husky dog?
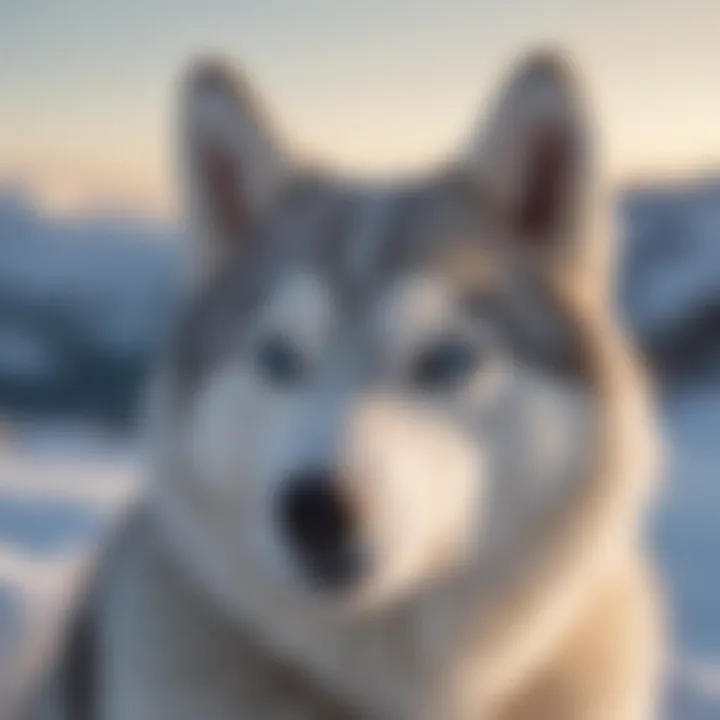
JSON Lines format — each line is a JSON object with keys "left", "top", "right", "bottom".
{"left": 27, "top": 49, "right": 663, "bottom": 720}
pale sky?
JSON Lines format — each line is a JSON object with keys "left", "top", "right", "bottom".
{"left": 1, "top": 0, "right": 719, "bottom": 217}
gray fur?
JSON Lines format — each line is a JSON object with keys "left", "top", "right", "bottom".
{"left": 168, "top": 170, "right": 590, "bottom": 409}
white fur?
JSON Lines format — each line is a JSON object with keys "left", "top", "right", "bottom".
{"left": 173, "top": 271, "right": 494, "bottom": 605}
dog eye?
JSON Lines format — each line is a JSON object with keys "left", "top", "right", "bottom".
{"left": 256, "top": 335, "right": 305, "bottom": 385}
{"left": 412, "top": 340, "right": 479, "bottom": 390}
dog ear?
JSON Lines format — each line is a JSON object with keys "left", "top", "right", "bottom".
{"left": 178, "top": 56, "right": 290, "bottom": 275}
{"left": 464, "top": 50, "right": 596, "bottom": 254}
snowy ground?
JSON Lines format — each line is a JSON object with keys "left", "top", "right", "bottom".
{"left": 0, "top": 426, "right": 139, "bottom": 713}
{"left": 0, "top": 389, "right": 719, "bottom": 717}
{"left": 656, "top": 387, "right": 720, "bottom": 718}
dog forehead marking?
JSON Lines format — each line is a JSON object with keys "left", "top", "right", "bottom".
{"left": 372, "top": 273, "right": 453, "bottom": 351}
{"left": 346, "top": 190, "right": 399, "bottom": 287}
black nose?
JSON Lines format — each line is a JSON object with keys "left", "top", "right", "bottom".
{"left": 277, "top": 470, "right": 365, "bottom": 590}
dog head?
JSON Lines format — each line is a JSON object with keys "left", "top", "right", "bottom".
{"left": 149, "top": 51, "right": 604, "bottom": 615}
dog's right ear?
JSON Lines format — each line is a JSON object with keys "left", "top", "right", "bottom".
{"left": 463, "top": 50, "right": 596, "bottom": 257}
{"left": 178, "top": 57, "right": 290, "bottom": 276}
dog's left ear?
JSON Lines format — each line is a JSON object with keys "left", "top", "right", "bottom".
{"left": 178, "top": 56, "right": 291, "bottom": 276}
{"left": 465, "top": 50, "right": 596, "bottom": 256}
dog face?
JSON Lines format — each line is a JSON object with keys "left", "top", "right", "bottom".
{"left": 151, "top": 51, "right": 602, "bottom": 614}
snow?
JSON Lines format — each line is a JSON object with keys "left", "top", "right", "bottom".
{"left": 0, "top": 438, "right": 139, "bottom": 712}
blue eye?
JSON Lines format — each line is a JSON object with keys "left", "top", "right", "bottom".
{"left": 413, "top": 340, "right": 479, "bottom": 390}
{"left": 256, "top": 335, "right": 305, "bottom": 385}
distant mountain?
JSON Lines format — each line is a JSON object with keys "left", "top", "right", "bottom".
{"left": 0, "top": 175, "right": 719, "bottom": 422}
{"left": 0, "top": 190, "right": 185, "bottom": 424}
{"left": 619, "top": 175, "right": 720, "bottom": 384}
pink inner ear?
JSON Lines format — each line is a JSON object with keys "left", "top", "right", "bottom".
{"left": 200, "top": 142, "right": 248, "bottom": 238}
{"left": 517, "top": 125, "right": 571, "bottom": 241}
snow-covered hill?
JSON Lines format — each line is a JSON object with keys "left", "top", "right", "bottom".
{"left": 619, "top": 176, "right": 720, "bottom": 382}
{"left": 0, "top": 190, "right": 185, "bottom": 422}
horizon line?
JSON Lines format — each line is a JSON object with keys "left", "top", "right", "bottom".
{"left": 2, "top": 162, "right": 719, "bottom": 223}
